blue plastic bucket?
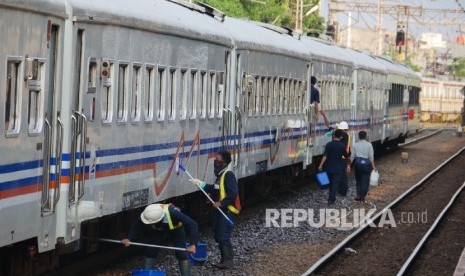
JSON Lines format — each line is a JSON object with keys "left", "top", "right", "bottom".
{"left": 187, "top": 242, "right": 207, "bottom": 265}
{"left": 316, "top": 171, "right": 330, "bottom": 189}
{"left": 131, "top": 269, "right": 165, "bottom": 276}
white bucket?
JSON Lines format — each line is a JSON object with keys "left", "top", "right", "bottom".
{"left": 370, "top": 170, "right": 379, "bottom": 186}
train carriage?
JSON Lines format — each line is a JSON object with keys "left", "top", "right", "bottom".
{"left": 221, "top": 19, "right": 311, "bottom": 178}
{"left": 0, "top": 0, "right": 426, "bottom": 274}
{"left": 0, "top": 0, "right": 68, "bottom": 263}
{"left": 374, "top": 56, "right": 412, "bottom": 146}
{"left": 298, "top": 36, "right": 354, "bottom": 158}
{"left": 342, "top": 48, "right": 387, "bottom": 149}
{"left": 62, "top": 0, "right": 238, "bottom": 248}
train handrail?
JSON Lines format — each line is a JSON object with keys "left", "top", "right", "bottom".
{"left": 78, "top": 113, "right": 87, "bottom": 199}
{"left": 53, "top": 116, "right": 64, "bottom": 208}
{"left": 69, "top": 111, "right": 87, "bottom": 202}
{"left": 41, "top": 116, "right": 52, "bottom": 212}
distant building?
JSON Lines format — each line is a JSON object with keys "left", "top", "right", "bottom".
{"left": 421, "top": 78, "right": 465, "bottom": 123}
{"left": 418, "top": 33, "right": 447, "bottom": 49}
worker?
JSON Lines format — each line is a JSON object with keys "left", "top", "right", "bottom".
{"left": 121, "top": 203, "right": 198, "bottom": 276}
{"left": 321, "top": 110, "right": 351, "bottom": 197}
{"left": 191, "top": 150, "right": 240, "bottom": 269}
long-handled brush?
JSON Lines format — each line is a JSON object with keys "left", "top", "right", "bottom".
{"left": 175, "top": 159, "right": 234, "bottom": 226}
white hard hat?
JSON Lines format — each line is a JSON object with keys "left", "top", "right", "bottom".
{"left": 337, "top": 121, "right": 349, "bottom": 130}
{"left": 140, "top": 204, "right": 165, "bottom": 224}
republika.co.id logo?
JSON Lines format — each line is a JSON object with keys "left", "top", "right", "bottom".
{"left": 265, "top": 208, "right": 428, "bottom": 228}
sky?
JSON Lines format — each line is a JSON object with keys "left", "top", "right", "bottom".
{"left": 318, "top": 0, "right": 465, "bottom": 42}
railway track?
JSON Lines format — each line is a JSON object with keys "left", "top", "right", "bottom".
{"left": 304, "top": 146, "right": 465, "bottom": 276}
{"left": 41, "top": 129, "right": 459, "bottom": 276}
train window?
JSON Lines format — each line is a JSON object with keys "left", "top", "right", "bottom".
{"left": 5, "top": 59, "right": 22, "bottom": 137}
{"left": 101, "top": 61, "right": 114, "bottom": 124}
{"left": 179, "top": 69, "right": 188, "bottom": 120}
{"left": 266, "top": 77, "right": 273, "bottom": 115}
{"left": 247, "top": 76, "right": 255, "bottom": 116}
{"left": 290, "top": 80, "right": 296, "bottom": 114}
{"left": 261, "top": 77, "right": 267, "bottom": 116}
{"left": 209, "top": 72, "right": 216, "bottom": 118}
{"left": 168, "top": 68, "right": 176, "bottom": 121}
{"left": 157, "top": 67, "right": 166, "bottom": 121}
{"left": 216, "top": 72, "right": 224, "bottom": 118}
{"left": 131, "top": 64, "right": 142, "bottom": 123}
{"left": 254, "top": 76, "right": 260, "bottom": 116}
{"left": 27, "top": 59, "right": 45, "bottom": 134}
{"left": 297, "top": 81, "right": 302, "bottom": 114}
{"left": 117, "top": 63, "right": 129, "bottom": 122}
{"left": 199, "top": 71, "right": 207, "bottom": 119}
{"left": 272, "top": 77, "right": 278, "bottom": 115}
{"left": 144, "top": 66, "right": 155, "bottom": 122}
{"left": 278, "top": 78, "right": 284, "bottom": 115}
{"left": 88, "top": 60, "right": 98, "bottom": 93}
{"left": 283, "top": 79, "right": 289, "bottom": 114}
{"left": 190, "top": 70, "right": 198, "bottom": 120}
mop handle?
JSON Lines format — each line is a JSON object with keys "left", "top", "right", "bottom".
{"left": 98, "top": 238, "right": 187, "bottom": 251}
{"left": 180, "top": 165, "right": 234, "bottom": 226}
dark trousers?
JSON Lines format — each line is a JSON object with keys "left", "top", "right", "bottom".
{"left": 145, "top": 228, "right": 188, "bottom": 261}
{"left": 339, "top": 172, "right": 348, "bottom": 196}
{"left": 327, "top": 172, "right": 343, "bottom": 203}
{"left": 213, "top": 209, "right": 236, "bottom": 247}
{"left": 354, "top": 163, "right": 372, "bottom": 199}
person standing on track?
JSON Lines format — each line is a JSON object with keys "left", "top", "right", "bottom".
{"left": 321, "top": 111, "right": 351, "bottom": 197}
{"left": 191, "top": 150, "right": 241, "bottom": 269}
{"left": 121, "top": 203, "right": 198, "bottom": 276}
{"left": 318, "top": 129, "right": 351, "bottom": 205}
{"left": 350, "top": 130, "right": 377, "bottom": 202}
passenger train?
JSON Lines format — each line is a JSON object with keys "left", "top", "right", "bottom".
{"left": 0, "top": 0, "right": 421, "bottom": 274}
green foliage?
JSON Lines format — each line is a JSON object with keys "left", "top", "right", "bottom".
{"left": 195, "top": 0, "right": 324, "bottom": 34}
{"left": 448, "top": 58, "right": 465, "bottom": 77}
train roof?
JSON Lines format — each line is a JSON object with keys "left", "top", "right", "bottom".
{"left": 373, "top": 56, "right": 416, "bottom": 84}
{"left": 342, "top": 48, "right": 386, "bottom": 74}
{"left": 221, "top": 17, "right": 311, "bottom": 60}
{"left": 0, "top": 0, "right": 67, "bottom": 18}
{"left": 299, "top": 36, "right": 354, "bottom": 67}
{"left": 68, "top": 0, "right": 234, "bottom": 47}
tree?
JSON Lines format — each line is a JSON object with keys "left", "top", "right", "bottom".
{"left": 195, "top": 0, "right": 324, "bottom": 34}
{"left": 448, "top": 58, "right": 465, "bottom": 77}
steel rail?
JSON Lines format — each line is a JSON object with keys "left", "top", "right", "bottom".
{"left": 302, "top": 145, "right": 465, "bottom": 276}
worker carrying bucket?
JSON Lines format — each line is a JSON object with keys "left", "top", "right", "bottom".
{"left": 121, "top": 203, "right": 199, "bottom": 276}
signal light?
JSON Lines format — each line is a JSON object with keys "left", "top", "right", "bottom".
{"left": 101, "top": 59, "right": 109, "bottom": 78}
{"left": 396, "top": 30, "right": 405, "bottom": 47}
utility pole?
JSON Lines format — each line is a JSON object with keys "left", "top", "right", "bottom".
{"left": 328, "top": 0, "right": 465, "bottom": 55}
{"left": 295, "top": 0, "right": 303, "bottom": 33}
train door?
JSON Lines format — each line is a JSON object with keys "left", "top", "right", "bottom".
{"left": 305, "top": 62, "right": 314, "bottom": 167}
{"left": 232, "top": 52, "right": 245, "bottom": 168}
{"left": 222, "top": 51, "right": 232, "bottom": 150}
{"left": 41, "top": 24, "right": 63, "bottom": 216}
{"left": 402, "top": 77, "right": 409, "bottom": 134}
{"left": 36, "top": 22, "right": 63, "bottom": 254}
{"left": 68, "top": 30, "right": 87, "bottom": 208}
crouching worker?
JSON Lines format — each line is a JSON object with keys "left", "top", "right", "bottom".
{"left": 191, "top": 150, "right": 241, "bottom": 269}
{"left": 121, "top": 203, "right": 198, "bottom": 276}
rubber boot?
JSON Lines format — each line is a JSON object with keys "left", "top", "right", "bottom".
{"left": 216, "top": 245, "right": 233, "bottom": 269}
{"left": 178, "top": 259, "right": 192, "bottom": 276}
{"left": 143, "top": 257, "right": 155, "bottom": 270}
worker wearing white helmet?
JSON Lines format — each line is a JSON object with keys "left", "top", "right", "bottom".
{"left": 121, "top": 203, "right": 198, "bottom": 276}
{"left": 320, "top": 111, "right": 352, "bottom": 197}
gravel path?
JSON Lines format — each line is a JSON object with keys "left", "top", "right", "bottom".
{"left": 89, "top": 129, "right": 465, "bottom": 276}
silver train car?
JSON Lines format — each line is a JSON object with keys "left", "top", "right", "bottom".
{"left": 0, "top": 0, "right": 421, "bottom": 274}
